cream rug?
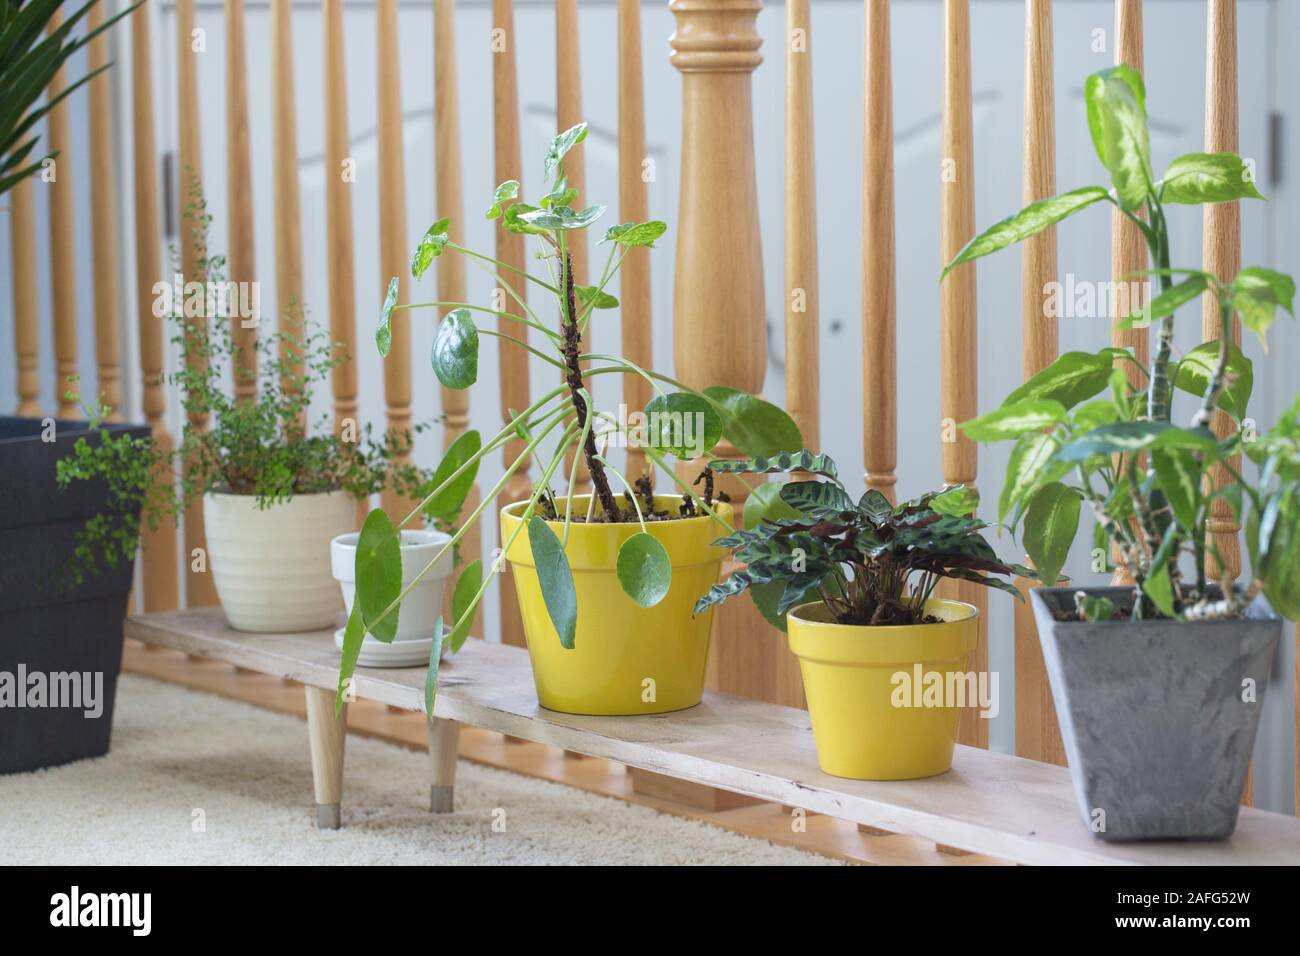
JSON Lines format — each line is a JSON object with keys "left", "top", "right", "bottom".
{"left": 2, "top": 674, "right": 837, "bottom": 866}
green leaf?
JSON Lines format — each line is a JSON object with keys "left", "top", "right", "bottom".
{"left": 544, "top": 122, "right": 588, "bottom": 183}
{"left": 1071, "top": 399, "right": 1121, "bottom": 433}
{"left": 702, "top": 386, "right": 803, "bottom": 459}
{"left": 743, "top": 480, "right": 800, "bottom": 528}
{"left": 411, "top": 218, "right": 450, "bottom": 278}
{"left": 424, "top": 621, "right": 445, "bottom": 716}
{"left": 448, "top": 559, "right": 483, "bottom": 651}
{"left": 1173, "top": 339, "right": 1253, "bottom": 422}
{"left": 431, "top": 308, "right": 479, "bottom": 389}
{"left": 515, "top": 204, "right": 606, "bottom": 232}
{"left": 942, "top": 187, "right": 1110, "bottom": 279}
{"left": 858, "top": 489, "right": 893, "bottom": 520}
{"left": 356, "top": 508, "right": 402, "bottom": 644}
{"left": 1002, "top": 351, "right": 1113, "bottom": 411}
{"left": 423, "top": 429, "right": 483, "bottom": 521}
{"left": 931, "top": 484, "right": 979, "bottom": 518}
{"left": 616, "top": 533, "right": 672, "bottom": 608}
{"left": 709, "top": 450, "right": 839, "bottom": 481}
{"left": 486, "top": 179, "right": 520, "bottom": 219}
{"left": 960, "top": 399, "right": 1066, "bottom": 442}
{"left": 1076, "top": 593, "right": 1115, "bottom": 622}
{"left": 780, "top": 480, "right": 856, "bottom": 519}
{"left": 1151, "top": 446, "right": 1200, "bottom": 531}
{"left": 1117, "top": 275, "right": 1207, "bottom": 330}
{"left": 1259, "top": 493, "right": 1300, "bottom": 620}
{"left": 1232, "top": 267, "right": 1297, "bottom": 349}
{"left": 575, "top": 285, "right": 618, "bottom": 310}
{"left": 502, "top": 203, "right": 550, "bottom": 236}
{"left": 1084, "top": 64, "right": 1152, "bottom": 210}
{"left": 999, "top": 431, "right": 1057, "bottom": 525}
{"left": 376, "top": 277, "right": 399, "bottom": 357}
{"left": 335, "top": 601, "right": 366, "bottom": 714}
{"left": 748, "top": 580, "right": 791, "bottom": 632}
{"left": 643, "top": 392, "right": 723, "bottom": 459}
{"left": 1022, "top": 482, "right": 1080, "bottom": 587}
{"left": 1160, "top": 152, "right": 1265, "bottom": 205}
{"left": 1054, "top": 421, "right": 1217, "bottom": 462}
{"left": 539, "top": 178, "right": 575, "bottom": 210}
{"left": 694, "top": 567, "right": 763, "bottom": 616}
{"left": 1141, "top": 561, "right": 1178, "bottom": 619}
{"left": 528, "top": 516, "right": 578, "bottom": 648}
{"left": 601, "top": 220, "right": 668, "bottom": 247}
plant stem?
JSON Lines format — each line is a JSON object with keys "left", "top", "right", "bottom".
{"left": 1191, "top": 299, "right": 1234, "bottom": 431}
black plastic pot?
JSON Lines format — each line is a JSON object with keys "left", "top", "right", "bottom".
{"left": 0, "top": 417, "right": 148, "bottom": 774}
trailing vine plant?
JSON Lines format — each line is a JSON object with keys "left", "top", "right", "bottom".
{"left": 340, "top": 123, "right": 803, "bottom": 714}
{"left": 943, "top": 65, "right": 1298, "bottom": 623}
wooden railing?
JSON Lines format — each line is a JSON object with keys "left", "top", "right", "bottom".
{"left": 6, "top": 0, "right": 1295, "bottom": 814}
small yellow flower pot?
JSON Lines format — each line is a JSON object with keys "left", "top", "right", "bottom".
{"left": 501, "top": 495, "right": 732, "bottom": 716}
{"left": 787, "top": 599, "right": 979, "bottom": 780}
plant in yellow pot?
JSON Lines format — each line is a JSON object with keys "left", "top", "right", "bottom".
{"left": 333, "top": 123, "right": 799, "bottom": 717}
{"left": 698, "top": 453, "right": 1031, "bottom": 779}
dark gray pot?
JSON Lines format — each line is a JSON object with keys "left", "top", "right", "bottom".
{"left": 0, "top": 417, "right": 148, "bottom": 774}
{"left": 1031, "top": 585, "right": 1280, "bottom": 843}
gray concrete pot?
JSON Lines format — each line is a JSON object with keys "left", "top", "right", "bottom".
{"left": 1031, "top": 586, "right": 1280, "bottom": 843}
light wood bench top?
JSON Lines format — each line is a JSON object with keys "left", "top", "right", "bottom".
{"left": 126, "top": 608, "right": 1300, "bottom": 866}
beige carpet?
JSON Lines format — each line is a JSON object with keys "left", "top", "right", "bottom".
{"left": 2, "top": 674, "right": 838, "bottom": 865}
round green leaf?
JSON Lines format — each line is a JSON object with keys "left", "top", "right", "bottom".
{"left": 1022, "top": 482, "right": 1081, "bottom": 587}
{"left": 356, "top": 507, "right": 402, "bottom": 643}
{"left": 703, "top": 386, "right": 802, "bottom": 459}
{"left": 601, "top": 220, "right": 668, "bottom": 248}
{"left": 527, "top": 516, "right": 578, "bottom": 649}
{"left": 411, "top": 218, "right": 450, "bottom": 278}
{"left": 432, "top": 308, "right": 479, "bottom": 389}
{"left": 616, "top": 532, "right": 672, "bottom": 608}
{"left": 643, "top": 392, "right": 723, "bottom": 459}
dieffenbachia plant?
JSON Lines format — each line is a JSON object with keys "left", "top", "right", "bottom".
{"left": 944, "top": 65, "right": 1298, "bottom": 623}
{"left": 694, "top": 452, "right": 1030, "bottom": 627}
{"left": 336, "top": 123, "right": 802, "bottom": 714}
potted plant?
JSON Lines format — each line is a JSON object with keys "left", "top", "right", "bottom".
{"left": 694, "top": 451, "right": 1027, "bottom": 779}
{"left": 60, "top": 194, "right": 435, "bottom": 634}
{"left": 335, "top": 122, "right": 804, "bottom": 717}
{"left": 945, "top": 65, "right": 1297, "bottom": 841}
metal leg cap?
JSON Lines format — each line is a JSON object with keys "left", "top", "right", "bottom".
{"left": 430, "top": 785, "right": 454, "bottom": 814}
{"left": 316, "top": 803, "right": 341, "bottom": 829}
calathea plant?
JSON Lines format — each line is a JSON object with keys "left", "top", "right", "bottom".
{"left": 337, "top": 122, "right": 801, "bottom": 713}
{"left": 944, "top": 65, "right": 1298, "bottom": 622}
{"left": 694, "top": 451, "right": 1029, "bottom": 627}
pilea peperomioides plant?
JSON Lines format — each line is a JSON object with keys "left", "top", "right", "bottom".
{"left": 694, "top": 451, "right": 1030, "bottom": 627}
{"left": 338, "top": 123, "right": 802, "bottom": 713}
{"left": 944, "top": 65, "right": 1298, "bottom": 622}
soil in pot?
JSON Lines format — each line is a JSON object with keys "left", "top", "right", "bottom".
{"left": 499, "top": 494, "right": 732, "bottom": 716}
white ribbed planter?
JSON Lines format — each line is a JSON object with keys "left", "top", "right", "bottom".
{"left": 204, "top": 491, "right": 356, "bottom": 633}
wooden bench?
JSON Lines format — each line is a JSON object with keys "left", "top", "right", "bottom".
{"left": 124, "top": 608, "right": 1300, "bottom": 865}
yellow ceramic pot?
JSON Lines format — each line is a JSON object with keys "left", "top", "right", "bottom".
{"left": 501, "top": 495, "right": 732, "bottom": 716}
{"left": 787, "top": 599, "right": 979, "bottom": 780}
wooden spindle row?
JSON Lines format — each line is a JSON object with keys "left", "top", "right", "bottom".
{"left": 46, "top": 9, "right": 79, "bottom": 419}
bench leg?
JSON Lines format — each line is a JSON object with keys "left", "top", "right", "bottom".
{"left": 304, "top": 686, "right": 347, "bottom": 829}
{"left": 427, "top": 717, "right": 460, "bottom": 813}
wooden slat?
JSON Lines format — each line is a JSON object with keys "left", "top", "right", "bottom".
{"left": 376, "top": 0, "right": 413, "bottom": 522}
{"left": 862, "top": 0, "right": 894, "bottom": 501}
{"left": 46, "top": 9, "right": 79, "bottom": 419}
{"left": 1010, "top": 0, "right": 1065, "bottom": 766}
{"left": 433, "top": 0, "right": 482, "bottom": 633}
{"left": 492, "top": 0, "right": 529, "bottom": 649}
{"left": 785, "top": 0, "right": 818, "bottom": 452}
{"left": 176, "top": 0, "right": 217, "bottom": 607}
{"left": 225, "top": 0, "right": 258, "bottom": 401}
{"left": 618, "top": 0, "right": 652, "bottom": 482}
{"left": 131, "top": 0, "right": 179, "bottom": 611}
{"left": 86, "top": 2, "right": 122, "bottom": 421}
{"left": 125, "top": 607, "right": 1300, "bottom": 867}
{"left": 273, "top": 0, "right": 305, "bottom": 412}
{"left": 9, "top": 177, "right": 41, "bottom": 418}
{"left": 937, "top": 0, "right": 987, "bottom": 749}
{"left": 1202, "top": 0, "right": 1249, "bottom": 805}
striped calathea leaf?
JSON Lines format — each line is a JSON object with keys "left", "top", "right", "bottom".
{"left": 708, "top": 450, "right": 839, "bottom": 481}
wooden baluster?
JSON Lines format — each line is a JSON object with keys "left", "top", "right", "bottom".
{"left": 273, "top": 0, "right": 305, "bottom": 419}
{"left": 493, "top": 0, "right": 530, "bottom": 649}
{"left": 87, "top": 1, "right": 122, "bottom": 421}
{"left": 671, "top": 0, "right": 796, "bottom": 705}
{"left": 937, "top": 0, "right": 987, "bottom": 748}
{"left": 785, "top": 0, "right": 818, "bottom": 453}
{"left": 176, "top": 0, "right": 217, "bottom": 607}
{"left": 862, "top": 0, "right": 893, "bottom": 501}
{"left": 1203, "top": 0, "right": 1249, "bottom": 804}
{"left": 618, "top": 0, "right": 652, "bottom": 481}
{"left": 1011, "top": 0, "right": 1065, "bottom": 765}
{"left": 376, "top": 0, "right": 413, "bottom": 522}
{"left": 434, "top": 0, "right": 483, "bottom": 634}
{"left": 131, "top": 1, "right": 179, "bottom": 611}
{"left": 226, "top": 0, "right": 258, "bottom": 400}
{"left": 9, "top": 178, "right": 40, "bottom": 417}
{"left": 46, "top": 10, "right": 79, "bottom": 418}
{"left": 1109, "top": 0, "right": 1146, "bottom": 587}
{"left": 556, "top": 0, "right": 592, "bottom": 497}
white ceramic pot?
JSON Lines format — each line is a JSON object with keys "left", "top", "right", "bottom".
{"left": 203, "top": 491, "right": 356, "bottom": 632}
{"left": 331, "top": 529, "right": 454, "bottom": 667}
